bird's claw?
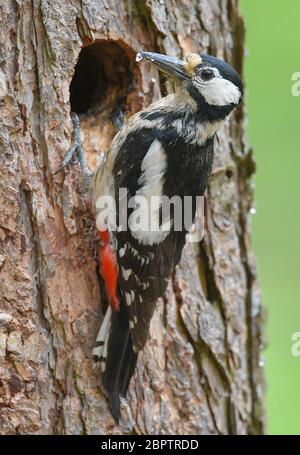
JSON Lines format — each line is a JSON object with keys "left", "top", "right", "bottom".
{"left": 54, "top": 112, "right": 91, "bottom": 177}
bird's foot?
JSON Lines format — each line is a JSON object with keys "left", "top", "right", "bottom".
{"left": 55, "top": 112, "right": 92, "bottom": 178}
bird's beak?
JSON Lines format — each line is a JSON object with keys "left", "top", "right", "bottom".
{"left": 136, "top": 51, "right": 188, "bottom": 80}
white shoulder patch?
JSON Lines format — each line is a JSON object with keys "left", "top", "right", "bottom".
{"left": 129, "top": 140, "right": 170, "bottom": 245}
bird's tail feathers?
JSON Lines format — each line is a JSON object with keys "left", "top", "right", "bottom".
{"left": 93, "top": 306, "right": 112, "bottom": 372}
{"left": 93, "top": 303, "right": 138, "bottom": 423}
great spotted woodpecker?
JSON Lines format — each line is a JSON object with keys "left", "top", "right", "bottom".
{"left": 59, "top": 51, "right": 243, "bottom": 423}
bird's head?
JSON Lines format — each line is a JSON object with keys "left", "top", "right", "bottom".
{"left": 136, "top": 51, "right": 243, "bottom": 120}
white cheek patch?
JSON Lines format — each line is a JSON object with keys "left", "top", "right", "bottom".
{"left": 199, "top": 77, "right": 241, "bottom": 107}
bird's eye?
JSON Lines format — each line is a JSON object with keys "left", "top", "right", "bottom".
{"left": 199, "top": 68, "right": 215, "bottom": 81}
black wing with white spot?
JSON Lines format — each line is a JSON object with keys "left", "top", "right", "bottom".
{"left": 113, "top": 125, "right": 213, "bottom": 351}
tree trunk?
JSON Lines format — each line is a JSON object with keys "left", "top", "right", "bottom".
{"left": 0, "top": 0, "right": 265, "bottom": 435}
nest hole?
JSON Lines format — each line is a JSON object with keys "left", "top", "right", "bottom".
{"left": 69, "top": 41, "right": 141, "bottom": 169}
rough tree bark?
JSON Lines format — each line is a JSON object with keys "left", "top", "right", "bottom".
{"left": 0, "top": 0, "right": 266, "bottom": 435}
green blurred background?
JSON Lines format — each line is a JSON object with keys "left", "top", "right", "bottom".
{"left": 239, "top": 0, "right": 300, "bottom": 434}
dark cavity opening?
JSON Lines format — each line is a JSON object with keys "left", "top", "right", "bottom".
{"left": 70, "top": 41, "right": 134, "bottom": 116}
{"left": 69, "top": 41, "right": 141, "bottom": 170}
